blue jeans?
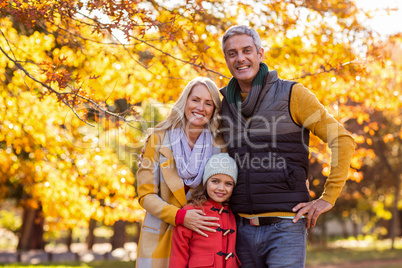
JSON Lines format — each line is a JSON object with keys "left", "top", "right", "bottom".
{"left": 236, "top": 218, "right": 307, "bottom": 268}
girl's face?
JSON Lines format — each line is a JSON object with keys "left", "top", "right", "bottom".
{"left": 184, "top": 84, "right": 215, "bottom": 130}
{"left": 206, "top": 174, "right": 234, "bottom": 205}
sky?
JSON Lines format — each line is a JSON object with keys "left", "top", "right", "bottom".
{"left": 354, "top": 0, "right": 402, "bottom": 37}
{"left": 81, "top": 0, "right": 401, "bottom": 44}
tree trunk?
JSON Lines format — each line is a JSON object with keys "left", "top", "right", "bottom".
{"left": 111, "top": 220, "right": 126, "bottom": 250}
{"left": 320, "top": 214, "right": 327, "bottom": 247}
{"left": 340, "top": 219, "right": 349, "bottom": 239}
{"left": 375, "top": 138, "right": 401, "bottom": 250}
{"left": 17, "top": 205, "right": 45, "bottom": 250}
{"left": 399, "top": 210, "right": 402, "bottom": 237}
{"left": 134, "top": 221, "right": 141, "bottom": 243}
{"left": 390, "top": 182, "right": 400, "bottom": 249}
{"left": 86, "top": 219, "right": 96, "bottom": 250}
{"left": 352, "top": 220, "right": 359, "bottom": 238}
{"left": 66, "top": 229, "right": 73, "bottom": 251}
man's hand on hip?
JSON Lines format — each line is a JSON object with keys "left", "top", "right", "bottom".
{"left": 292, "top": 199, "right": 333, "bottom": 228}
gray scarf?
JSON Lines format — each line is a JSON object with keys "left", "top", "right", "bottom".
{"left": 169, "top": 128, "right": 213, "bottom": 188}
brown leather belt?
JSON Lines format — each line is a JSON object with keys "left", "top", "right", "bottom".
{"left": 242, "top": 216, "right": 282, "bottom": 226}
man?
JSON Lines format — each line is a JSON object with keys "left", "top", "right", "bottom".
{"left": 219, "top": 25, "right": 355, "bottom": 267}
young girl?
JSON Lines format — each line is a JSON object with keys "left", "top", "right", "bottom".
{"left": 169, "top": 153, "right": 240, "bottom": 268}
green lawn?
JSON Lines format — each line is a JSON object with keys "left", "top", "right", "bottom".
{"left": 0, "top": 261, "right": 135, "bottom": 268}
{"left": 306, "top": 247, "right": 402, "bottom": 267}
{"left": 1, "top": 238, "right": 402, "bottom": 268}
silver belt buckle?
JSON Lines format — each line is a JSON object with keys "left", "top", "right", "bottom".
{"left": 249, "top": 217, "right": 260, "bottom": 226}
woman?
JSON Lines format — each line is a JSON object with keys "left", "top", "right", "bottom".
{"left": 136, "top": 77, "right": 226, "bottom": 268}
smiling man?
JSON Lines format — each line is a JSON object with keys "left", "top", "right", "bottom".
{"left": 219, "top": 25, "right": 355, "bottom": 267}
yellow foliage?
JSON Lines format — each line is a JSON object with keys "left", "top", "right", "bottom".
{"left": 354, "top": 135, "right": 365, "bottom": 144}
{"left": 383, "top": 134, "right": 394, "bottom": 143}
{"left": 1, "top": 0, "right": 401, "bottom": 232}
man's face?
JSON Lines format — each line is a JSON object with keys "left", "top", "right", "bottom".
{"left": 224, "top": 34, "right": 264, "bottom": 90}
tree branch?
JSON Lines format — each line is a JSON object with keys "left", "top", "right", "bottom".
{"left": 291, "top": 58, "right": 379, "bottom": 80}
{"left": 71, "top": 13, "right": 230, "bottom": 79}
{"left": 0, "top": 44, "right": 144, "bottom": 132}
{"left": 128, "top": 33, "right": 229, "bottom": 78}
{"left": 47, "top": 21, "right": 155, "bottom": 74}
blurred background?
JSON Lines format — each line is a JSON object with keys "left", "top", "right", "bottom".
{"left": 0, "top": 0, "right": 401, "bottom": 267}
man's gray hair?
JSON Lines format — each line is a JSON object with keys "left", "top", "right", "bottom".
{"left": 222, "top": 25, "right": 262, "bottom": 53}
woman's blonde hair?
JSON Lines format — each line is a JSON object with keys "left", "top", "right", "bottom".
{"left": 153, "top": 77, "right": 221, "bottom": 137}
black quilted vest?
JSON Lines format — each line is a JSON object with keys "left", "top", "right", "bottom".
{"left": 220, "top": 72, "right": 310, "bottom": 214}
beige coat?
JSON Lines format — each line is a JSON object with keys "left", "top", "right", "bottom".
{"left": 136, "top": 129, "right": 225, "bottom": 268}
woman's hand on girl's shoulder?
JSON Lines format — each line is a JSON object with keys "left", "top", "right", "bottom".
{"left": 183, "top": 209, "right": 220, "bottom": 237}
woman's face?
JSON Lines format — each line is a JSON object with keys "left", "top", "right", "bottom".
{"left": 184, "top": 84, "right": 215, "bottom": 129}
{"left": 206, "top": 174, "right": 235, "bottom": 204}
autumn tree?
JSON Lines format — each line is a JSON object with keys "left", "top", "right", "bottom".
{"left": 1, "top": 0, "right": 401, "bottom": 249}
{"left": 0, "top": 13, "right": 145, "bottom": 249}
{"left": 344, "top": 34, "right": 402, "bottom": 248}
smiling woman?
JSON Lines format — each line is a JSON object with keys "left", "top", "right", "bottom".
{"left": 184, "top": 84, "right": 216, "bottom": 138}
{"left": 136, "top": 77, "right": 227, "bottom": 268}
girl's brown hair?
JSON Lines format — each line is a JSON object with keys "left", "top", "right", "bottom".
{"left": 187, "top": 185, "right": 209, "bottom": 209}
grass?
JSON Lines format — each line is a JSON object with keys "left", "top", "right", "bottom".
{"left": 306, "top": 246, "right": 402, "bottom": 266}
{"left": 306, "top": 237, "right": 402, "bottom": 267}
{"left": 0, "top": 261, "right": 135, "bottom": 268}
{"left": 1, "top": 237, "right": 401, "bottom": 267}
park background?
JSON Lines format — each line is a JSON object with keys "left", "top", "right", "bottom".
{"left": 0, "top": 0, "right": 401, "bottom": 267}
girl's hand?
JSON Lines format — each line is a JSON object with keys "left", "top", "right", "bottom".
{"left": 183, "top": 209, "right": 220, "bottom": 237}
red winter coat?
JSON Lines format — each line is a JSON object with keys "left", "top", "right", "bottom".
{"left": 169, "top": 199, "right": 240, "bottom": 268}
